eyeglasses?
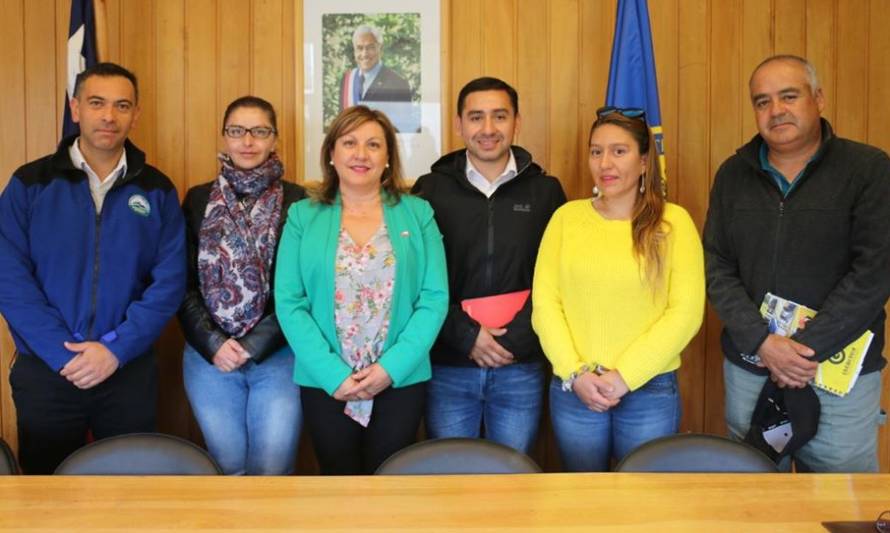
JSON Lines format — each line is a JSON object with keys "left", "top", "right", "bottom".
{"left": 877, "top": 510, "right": 890, "bottom": 532}
{"left": 223, "top": 125, "right": 276, "bottom": 139}
{"left": 596, "top": 106, "right": 646, "bottom": 121}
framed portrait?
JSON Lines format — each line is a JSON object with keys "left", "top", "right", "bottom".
{"left": 303, "top": 0, "right": 444, "bottom": 181}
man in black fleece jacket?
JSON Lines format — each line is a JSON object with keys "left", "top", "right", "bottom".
{"left": 704, "top": 55, "right": 890, "bottom": 472}
{"left": 412, "top": 77, "right": 566, "bottom": 454}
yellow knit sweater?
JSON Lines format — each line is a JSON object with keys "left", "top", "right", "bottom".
{"left": 532, "top": 200, "right": 705, "bottom": 391}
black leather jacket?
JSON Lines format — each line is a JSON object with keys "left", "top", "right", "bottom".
{"left": 178, "top": 180, "right": 305, "bottom": 363}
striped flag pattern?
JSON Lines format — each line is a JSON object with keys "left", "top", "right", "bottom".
{"left": 62, "top": 0, "right": 99, "bottom": 139}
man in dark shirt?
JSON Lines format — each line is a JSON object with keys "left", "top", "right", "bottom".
{"left": 413, "top": 77, "right": 566, "bottom": 454}
{"left": 704, "top": 55, "right": 890, "bottom": 472}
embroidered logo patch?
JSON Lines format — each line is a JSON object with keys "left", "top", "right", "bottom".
{"left": 513, "top": 203, "right": 532, "bottom": 213}
{"left": 128, "top": 194, "right": 151, "bottom": 217}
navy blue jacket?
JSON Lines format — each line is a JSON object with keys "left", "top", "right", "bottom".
{"left": 0, "top": 136, "right": 186, "bottom": 372}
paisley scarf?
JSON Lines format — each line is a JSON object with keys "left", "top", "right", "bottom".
{"left": 197, "top": 153, "right": 284, "bottom": 337}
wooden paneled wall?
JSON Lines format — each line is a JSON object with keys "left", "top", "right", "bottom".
{"left": 1, "top": 0, "right": 889, "bottom": 472}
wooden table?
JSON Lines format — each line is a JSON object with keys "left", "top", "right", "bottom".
{"left": 0, "top": 473, "right": 887, "bottom": 531}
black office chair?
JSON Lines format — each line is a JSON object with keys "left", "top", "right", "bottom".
{"left": 375, "top": 438, "right": 542, "bottom": 475}
{"left": 54, "top": 432, "right": 222, "bottom": 475}
{"left": 615, "top": 433, "right": 778, "bottom": 473}
{"left": 0, "top": 438, "right": 19, "bottom": 474}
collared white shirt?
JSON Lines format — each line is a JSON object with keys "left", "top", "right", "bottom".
{"left": 465, "top": 149, "right": 518, "bottom": 198}
{"left": 68, "top": 138, "right": 127, "bottom": 214}
{"left": 360, "top": 62, "right": 383, "bottom": 98}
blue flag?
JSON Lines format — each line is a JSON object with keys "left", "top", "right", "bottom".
{"left": 62, "top": 0, "right": 98, "bottom": 139}
{"left": 605, "top": 0, "right": 666, "bottom": 188}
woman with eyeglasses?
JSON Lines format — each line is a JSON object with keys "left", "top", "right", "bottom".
{"left": 532, "top": 107, "right": 705, "bottom": 471}
{"left": 179, "top": 96, "right": 305, "bottom": 475}
{"left": 274, "top": 105, "right": 448, "bottom": 475}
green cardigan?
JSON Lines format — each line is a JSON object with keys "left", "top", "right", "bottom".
{"left": 274, "top": 193, "right": 448, "bottom": 395}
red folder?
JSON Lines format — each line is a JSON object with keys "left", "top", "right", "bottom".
{"left": 460, "top": 290, "right": 530, "bottom": 329}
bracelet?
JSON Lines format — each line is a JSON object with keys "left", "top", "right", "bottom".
{"left": 561, "top": 364, "right": 609, "bottom": 392}
{"left": 561, "top": 364, "right": 592, "bottom": 392}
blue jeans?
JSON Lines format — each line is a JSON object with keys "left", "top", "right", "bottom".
{"left": 549, "top": 371, "right": 681, "bottom": 472}
{"left": 425, "top": 362, "right": 545, "bottom": 454}
{"left": 183, "top": 343, "right": 302, "bottom": 475}
{"left": 724, "top": 359, "right": 884, "bottom": 472}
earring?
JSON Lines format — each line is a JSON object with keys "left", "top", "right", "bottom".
{"left": 385, "top": 163, "right": 390, "bottom": 168}
{"left": 639, "top": 175, "right": 646, "bottom": 194}
{"left": 592, "top": 185, "right": 600, "bottom": 198}
{"left": 329, "top": 160, "right": 334, "bottom": 165}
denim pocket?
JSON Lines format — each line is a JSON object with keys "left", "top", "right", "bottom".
{"left": 640, "top": 371, "right": 677, "bottom": 395}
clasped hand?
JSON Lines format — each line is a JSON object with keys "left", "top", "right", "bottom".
{"left": 756, "top": 333, "right": 817, "bottom": 388}
{"left": 333, "top": 363, "right": 393, "bottom": 402}
{"left": 61, "top": 341, "right": 120, "bottom": 389}
{"left": 573, "top": 369, "right": 630, "bottom": 412}
{"left": 212, "top": 338, "right": 251, "bottom": 373}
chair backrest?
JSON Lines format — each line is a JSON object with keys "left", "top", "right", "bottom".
{"left": 0, "top": 438, "right": 19, "bottom": 475}
{"left": 54, "top": 433, "right": 222, "bottom": 475}
{"left": 615, "top": 433, "right": 779, "bottom": 473}
{"left": 375, "top": 438, "right": 542, "bottom": 475}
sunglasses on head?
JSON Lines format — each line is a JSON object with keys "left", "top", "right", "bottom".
{"left": 596, "top": 106, "right": 646, "bottom": 121}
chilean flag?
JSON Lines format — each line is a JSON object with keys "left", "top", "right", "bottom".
{"left": 62, "top": 0, "right": 98, "bottom": 139}
{"left": 340, "top": 68, "right": 362, "bottom": 111}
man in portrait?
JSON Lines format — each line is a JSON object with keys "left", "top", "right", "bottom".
{"left": 339, "top": 24, "right": 413, "bottom": 111}
{"left": 338, "top": 24, "right": 418, "bottom": 132}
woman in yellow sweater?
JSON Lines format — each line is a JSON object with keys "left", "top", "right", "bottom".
{"left": 532, "top": 107, "right": 704, "bottom": 471}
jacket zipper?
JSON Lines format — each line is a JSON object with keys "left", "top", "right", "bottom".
{"left": 481, "top": 159, "right": 532, "bottom": 293}
{"left": 82, "top": 155, "right": 140, "bottom": 340}
{"left": 485, "top": 198, "right": 494, "bottom": 289}
{"left": 770, "top": 199, "right": 784, "bottom": 294}
{"left": 86, "top": 207, "right": 103, "bottom": 339}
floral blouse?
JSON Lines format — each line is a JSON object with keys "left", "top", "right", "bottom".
{"left": 334, "top": 224, "right": 396, "bottom": 427}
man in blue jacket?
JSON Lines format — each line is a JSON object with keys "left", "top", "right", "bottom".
{"left": 0, "top": 63, "right": 186, "bottom": 474}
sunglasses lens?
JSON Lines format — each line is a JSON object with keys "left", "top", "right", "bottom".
{"left": 596, "top": 106, "right": 645, "bottom": 120}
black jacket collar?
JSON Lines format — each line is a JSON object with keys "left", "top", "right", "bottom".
{"left": 736, "top": 118, "right": 835, "bottom": 170}
{"left": 429, "top": 145, "right": 542, "bottom": 183}
{"left": 51, "top": 134, "right": 146, "bottom": 183}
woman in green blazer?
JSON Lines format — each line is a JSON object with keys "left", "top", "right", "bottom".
{"left": 274, "top": 106, "right": 448, "bottom": 474}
